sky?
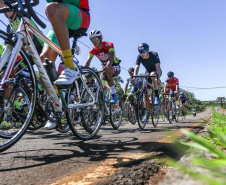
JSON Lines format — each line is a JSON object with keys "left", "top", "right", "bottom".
{"left": 1, "top": 0, "right": 226, "bottom": 101}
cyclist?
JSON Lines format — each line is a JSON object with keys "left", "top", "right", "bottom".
{"left": 179, "top": 92, "right": 187, "bottom": 114}
{"left": 41, "top": 0, "right": 90, "bottom": 86}
{"left": 132, "top": 43, "right": 162, "bottom": 105}
{"left": 164, "top": 71, "right": 179, "bottom": 97}
{"left": 192, "top": 107, "right": 196, "bottom": 116}
{"left": 84, "top": 30, "right": 121, "bottom": 104}
{"left": 123, "top": 67, "right": 142, "bottom": 100}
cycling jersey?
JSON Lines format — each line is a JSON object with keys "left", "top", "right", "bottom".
{"left": 179, "top": 95, "right": 187, "bottom": 104}
{"left": 126, "top": 76, "right": 142, "bottom": 89}
{"left": 46, "top": 0, "right": 89, "bottom": 10}
{"left": 89, "top": 41, "right": 119, "bottom": 66}
{"left": 136, "top": 51, "right": 160, "bottom": 73}
{"left": 165, "top": 77, "right": 179, "bottom": 91}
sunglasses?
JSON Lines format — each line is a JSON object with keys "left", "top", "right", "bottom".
{"left": 139, "top": 50, "right": 147, "bottom": 54}
{"left": 90, "top": 37, "right": 99, "bottom": 42}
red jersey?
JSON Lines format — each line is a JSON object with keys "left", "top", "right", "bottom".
{"left": 165, "top": 77, "right": 179, "bottom": 91}
{"left": 78, "top": 0, "right": 90, "bottom": 10}
{"left": 89, "top": 41, "right": 119, "bottom": 65}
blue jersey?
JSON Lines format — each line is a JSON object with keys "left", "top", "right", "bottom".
{"left": 180, "top": 95, "right": 187, "bottom": 102}
{"left": 126, "top": 76, "right": 142, "bottom": 89}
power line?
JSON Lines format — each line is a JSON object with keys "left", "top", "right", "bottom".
{"left": 181, "top": 86, "right": 226, "bottom": 90}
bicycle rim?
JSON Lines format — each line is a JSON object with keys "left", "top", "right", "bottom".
{"left": 110, "top": 96, "right": 122, "bottom": 130}
{"left": 68, "top": 67, "right": 104, "bottom": 140}
{"left": 137, "top": 90, "right": 148, "bottom": 130}
{"left": 128, "top": 102, "right": 136, "bottom": 125}
{"left": 152, "top": 105, "right": 160, "bottom": 127}
{"left": 167, "top": 102, "right": 173, "bottom": 124}
{"left": 0, "top": 47, "right": 36, "bottom": 152}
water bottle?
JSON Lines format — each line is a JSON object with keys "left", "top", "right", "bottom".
{"left": 43, "top": 58, "right": 58, "bottom": 83}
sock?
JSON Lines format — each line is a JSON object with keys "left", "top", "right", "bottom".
{"left": 155, "top": 90, "right": 159, "bottom": 97}
{"left": 62, "top": 49, "right": 76, "bottom": 70}
{"left": 110, "top": 85, "right": 116, "bottom": 94}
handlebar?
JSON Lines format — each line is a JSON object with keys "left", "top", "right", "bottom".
{"left": 1, "top": 0, "right": 46, "bottom": 28}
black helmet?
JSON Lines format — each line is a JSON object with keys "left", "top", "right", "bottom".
{"left": 167, "top": 71, "right": 174, "bottom": 77}
{"left": 128, "top": 67, "right": 134, "bottom": 72}
{"left": 138, "top": 43, "right": 149, "bottom": 51}
{"left": 85, "top": 72, "right": 92, "bottom": 78}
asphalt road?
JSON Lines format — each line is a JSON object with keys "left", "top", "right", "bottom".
{"left": 0, "top": 108, "right": 211, "bottom": 185}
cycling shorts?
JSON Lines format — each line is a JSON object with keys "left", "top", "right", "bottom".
{"left": 46, "top": 1, "right": 90, "bottom": 46}
{"left": 180, "top": 100, "right": 186, "bottom": 105}
{"left": 145, "top": 70, "right": 161, "bottom": 89}
{"left": 100, "top": 65, "right": 121, "bottom": 81}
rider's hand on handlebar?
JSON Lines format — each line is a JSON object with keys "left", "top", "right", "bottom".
{"left": 174, "top": 91, "right": 179, "bottom": 94}
{"left": 130, "top": 78, "right": 135, "bottom": 83}
{"left": 157, "top": 79, "right": 161, "bottom": 85}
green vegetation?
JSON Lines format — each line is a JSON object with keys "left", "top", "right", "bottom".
{"left": 167, "top": 109, "right": 226, "bottom": 185}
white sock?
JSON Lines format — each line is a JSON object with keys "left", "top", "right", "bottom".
{"left": 110, "top": 85, "right": 116, "bottom": 94}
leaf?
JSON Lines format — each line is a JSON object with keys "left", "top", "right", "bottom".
{"left": 181, "top": 129, "right": 226, "bottom": 159}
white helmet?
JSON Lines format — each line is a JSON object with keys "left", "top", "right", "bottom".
{"left": 89, "top": 30, "right": 102, "bottom": 39}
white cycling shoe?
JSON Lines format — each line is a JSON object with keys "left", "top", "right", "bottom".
{"left": 54, "top": 68, "right": 80, "bottom": 86}
{"left": 44, "top": 120, "right": 57, "bottom": 130}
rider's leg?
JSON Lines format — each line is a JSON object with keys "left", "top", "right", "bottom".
{"left": 45, "top": 3, "right": 75, "bottom": 70}
{"left": 150, "top": 72, "right": 160, "bottom": 105}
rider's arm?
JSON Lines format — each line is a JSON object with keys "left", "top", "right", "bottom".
{"left": 163, "top": 82, "right": 167, "bottom": 93}
{"left": 124, "top": 83, "right": 128, "bottom": 94}
{"left": 105, "top": 51, "right": 114, "bottom": 67}
{"left": 155, "top": 63, "right": 162, "bottom": 78}
{"left": 84, "top": 56, "right": 93, "bottom": 67}
{"left": 134, "top": 65, "right": 139, "bottom": 77}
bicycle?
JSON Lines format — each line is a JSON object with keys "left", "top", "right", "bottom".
{"left": 96, "top": 73, "right": 122, "bottom": 130}
{"left": 123, "top": 93, "right": 138, "bottom": 125}
{"left": 0, "top": 0, "right": 104, "bottom": 152}
{"left": 133, "top": 74, "right": 160, "bottom": 129}
{"left": 180, "top": 105, "right": 186, "bottom": 120}
{"left": 167, "top": 94, "right": 180, "bottom": 124}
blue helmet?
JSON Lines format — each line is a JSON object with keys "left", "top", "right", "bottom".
{"left": 180, "top": 92, "right": 184, "bottom": 95}
{"left": 167, "top": 71, "right": 174, "bottom": 77}
{"left": 128, "top": 67, "right": 134, "bottom": 72}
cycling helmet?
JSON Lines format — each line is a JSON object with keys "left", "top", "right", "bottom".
{"left": 18, "top": 92, "right": 23, "bottom": 97}
{"left": 128, "top": 67, "right": 134, "bottom": 72}
{"left": 89, "top": 30, "right": 102, "bottom": 39}
{"left": 138, "top": 43, "right": 149, "bottom": 51}
{"left": 85, "top": 72, "right": 92, "bottom": 78}
{"left": 180, "top": 92, "right": 184, "bottom": 95}
{"left": 167, "top": 71, "right": 174, "bottom": 77}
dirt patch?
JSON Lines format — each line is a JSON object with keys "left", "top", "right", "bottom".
{"left": 97, "top": 160, "right": 162, "bottom": 185}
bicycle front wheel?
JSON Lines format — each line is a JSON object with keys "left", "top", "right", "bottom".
{"left": 0, "top": 45, "right": 37, "bottom": 152}
{"left": 110, "top": 96, "right": 123, "bottom": 130}
{"left": 152, "top": 105, "right": 160, "bottom": 127}
{"left": 128, "top": 101, "right": 137, "bottom": 125}
{"left": 137, "top": 90, "right": 149, "bottom": 130}
{"left": 167, "top": 101, "right": 173, "bottom": 124}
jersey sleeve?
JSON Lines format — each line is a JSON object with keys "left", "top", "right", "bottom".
{"left": 126, "top": 77, "right": 130, "bottom": 84}
{"left": 135, "top": 55, "right": 141, "bottom": 65}
{"left": 106, "top": 42, "right": 115, "bottom": 52}
{"left": 88, "top": 47, "right": 96, "bottom": 58}
{"left": 175, "top": 78, "right": 179, "bottom": 85}
{"left": 154, "top": 52, "right": 160, "bottom": 64}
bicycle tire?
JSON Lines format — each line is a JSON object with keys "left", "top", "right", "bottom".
{"left": 152, "top": 105, "right": 160, "bottom": 127}
{"left": 175, "top": 102, "right": 180, "bottom": 122}
{"left": 137, "top": 89, "right": 149, "bottom": 130}
{"left": 167, "top": 101, "right": 173, "bottom": 124}
{"left": 128, "top": 101, "right": 137, "bottom": 125}
{"left": 67, "top": 67, "right": 104, "bottom": 140}
{"left": 109, "top": 96, "right": 122, "bottom": 130}
{"left": 0, "top": 40, "right": 37, "bottom": 152}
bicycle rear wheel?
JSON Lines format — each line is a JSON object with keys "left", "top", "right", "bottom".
{"left": 137, "top": 89, "right": 149, "bottom": 130}
{"left": 0, "top": 42, "right": 37, "bottom": 152}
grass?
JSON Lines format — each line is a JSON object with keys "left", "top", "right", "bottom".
{"left": 165, "top": 109, "right": 226, "bottom": 185}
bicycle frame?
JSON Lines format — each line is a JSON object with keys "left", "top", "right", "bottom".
{"left": 0, "top": 17, "right": 96, "bottom": 111}
{"left": 0, "top": 17, "right": 62, "bottom": 110}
